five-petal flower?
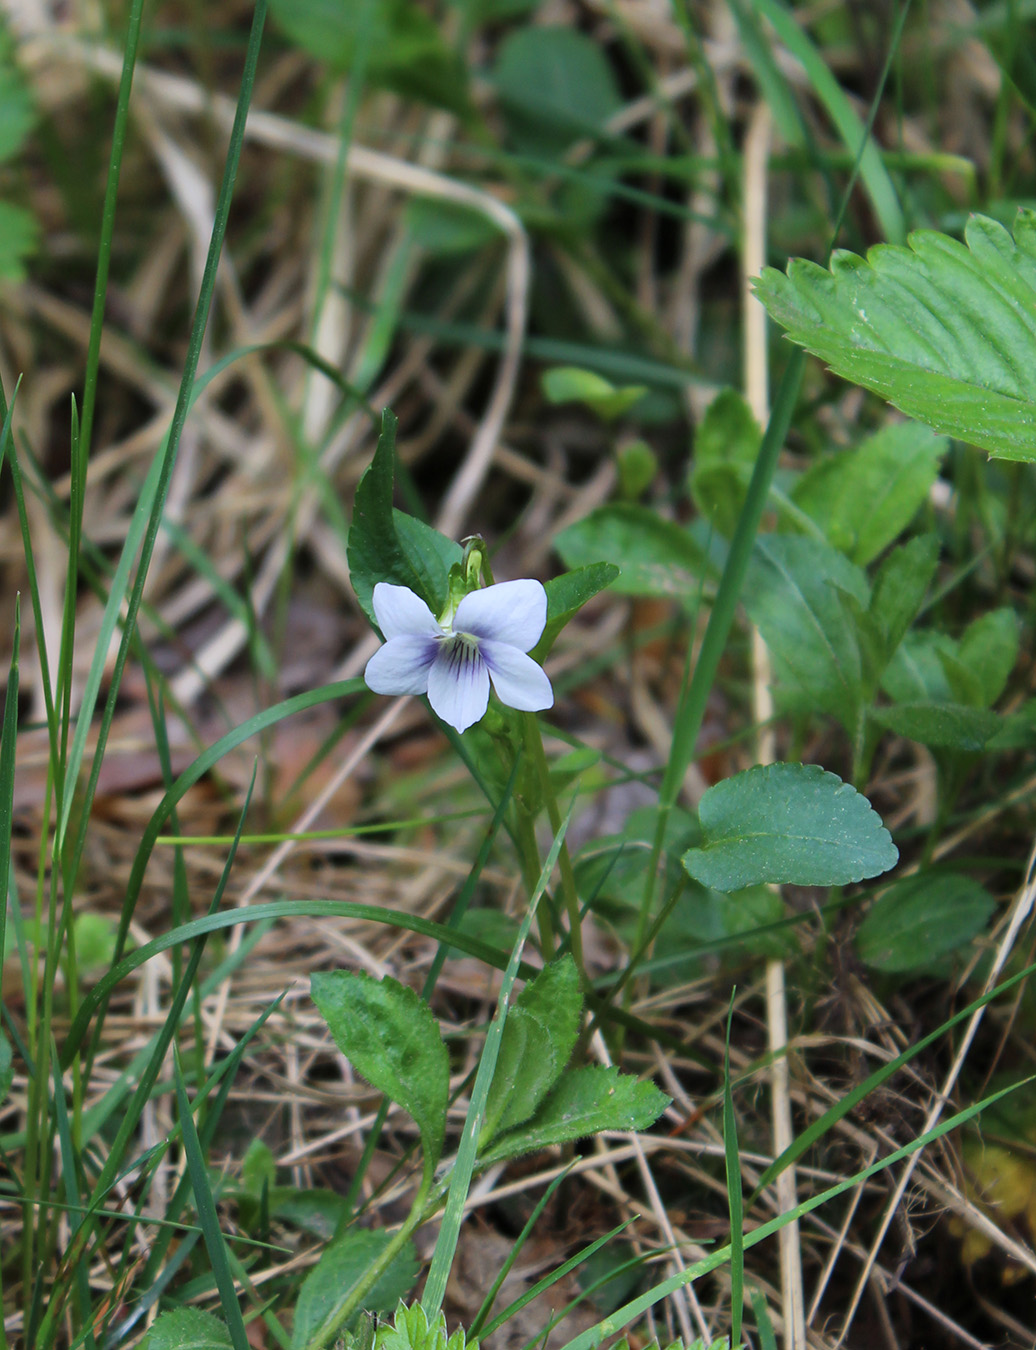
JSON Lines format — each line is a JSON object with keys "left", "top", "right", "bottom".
{"left": 364, "top": 579, "right": 554, "bottom": 733}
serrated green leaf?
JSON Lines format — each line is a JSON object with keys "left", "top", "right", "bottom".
{"left": 871, "top": 701, "right": 1003, "bottom": 751}
{"left": 743, "top": 535, "right": 868, "bottom": 725}
{"left": 754, "top": 211, "right": 1036, "bottom": 461}
{"left": 856, "top": 873, "right": 996, "bottom": 973}
{"left": 956, "top": 608, "right": 1019, "bottom": 707}
{"left": 292, "top": 1229, "right": 419, "bottom": 1350}
{"left": 144, "top": 1307, "right": 233, "bottom": 1349}
{"left": 792, "top": 423, "right": 946, "bottom": 564}
{"left": 311, "top": 972, "right": 449, "bottom": 1182}
{"left": 689, "top": 389, "right": 762, "bottom": 537}
{"left": 482, "top": 956, "right": 583, "bottom": 1144}
{"left": 480, "top": 1066, "right": 669, "bottom": 1167}
{"left": 534, "top": 562, "right": 620, "bottom": 658}
{"left": 682, "top": 763, "right": 898, "bottom": 891}
{"left": 555, "top": 505, "right": 704, "bottom": 599}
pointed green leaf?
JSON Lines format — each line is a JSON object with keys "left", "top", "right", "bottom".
{"left": 480, "top": 1066, "right": 669, "bottom": 1167}
{"left": 482, "top": 956, "right": 583, "bottom": 1144}
{"left": 542, "top": 367, "right": 647, "bottom": 421}
{"left": 144, "top": 1308, "right": 233, "bottom": 1349}
{"left": 754, "top": 212, "right": 1036, "bottom": 461}
{"left": 856, "top": 873, "right": 996, "bottom": 973}
{"left": 871, "top": 702, "right": 1003, "bottom": 751}
{"left": 792, "top": 423, "right": 946, "bottom": 565}
{"left": 347, "top": 412, "right": 461, "bottom": 624}
{"left": 534, "top": 562, "right": 619, "bottom": 658}
{"left": 743, "top": 535, "right": 868, "bottom": 725}
{"left": 956, "top": 608, "right": 1019, "bottom": 707}
{"left": 868, "top": 533, "right": 940, "bottom": 658}
{"left": 292, "top": 1229, "right": 418, "bottom": 1350}
{"left": 311, "top": 972, "right": 449, "bottom": 1181}
{"left": 682, "top": 763, "right": 898, "bottom": 892}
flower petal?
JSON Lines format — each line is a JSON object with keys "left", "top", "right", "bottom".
{"left": 364, "top": 635, "right": 438, "bottom": 695}
{"left": 372, "top": 583, "right": 440, "bottom": 641}
{"left": 481, "top": 640, "right": 554, "bottom": 713}
{"left": 454, "top": 579, "right": 547, "bottom": 651}
{"left": 427, "top": 638, "right": 490, "bottom": 733}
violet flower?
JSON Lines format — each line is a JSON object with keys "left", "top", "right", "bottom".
{"left": 364, "top": 579, "right": 554, "bottom": 733}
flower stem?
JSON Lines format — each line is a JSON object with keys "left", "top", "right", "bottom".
{"left": 521, "top": 713, "right": 585, "bottom": 979}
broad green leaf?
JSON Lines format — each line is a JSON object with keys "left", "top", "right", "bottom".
{"left": 144, "top": 1307, "right": 232, "bottom": 1349}
{"left": 534, "top": 562, "right": 620, "bottom": 658}
{"left": 792, "top": 423, "right": 946, "bottom": 564}
{"left": 348, "top": 412, "right": 461, "bottom": 624}
{"left": 541, "top": 367, "right": 647, "bottom": 421}
{"left": 482, "top": 956, "right": 583, "bottom": 1144}
{"left": 743, "top": 535, "right": 868, "bottom": 724}
{"left": 682, "top": 763, "right": 898, "bottom": 891}
{"left": 292, "top": 1229, "right": 418, "bottom": 1350}
{"left": 310, "top": 972, "right": 449, "bottom": 1182}
{"left": 754, "top": 211, "right": 1036, "bottom": 461}
{"left": 0, "top": 1032, "right": 11, "bottom": 1104}
{"left": 480, "top": 1066, "right": 669, "bottom": 1167}
{"left": 493, "top": 26, "right": 622, "bottom": 157}
{"left": 856, "top": 873, "right": 996, "bottom": 973}
{"left": 555, "top": 505, "right": 704, "bottom": 598}
{"left": 272, "top": 1189, "right": 349, "bottom": 1240}
{"left": 689, "top": 389, "right": 762, "bottom": 537}
{"left": 956, "top": 608, "right": 1019, "bottom": 707}
{"left": 871, "top": 702, "right": 1003, "bottom": 751}
{"left": 268, "top": 0, "right": 471, "bottom": 114}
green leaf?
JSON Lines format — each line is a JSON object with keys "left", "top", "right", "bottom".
{"left": 268, "top": 0, "right": 471, "bottom": 114}
{"left": 534, "top": 562, "right": 620, "bottom": 658}
{"left": 682, "top": 763, "right": 898, "bottom": 891}
{"left": 310, "top": 972, "right": 449, "bottom": 1183}
{"left": 348, "top": 412, "right": 461, "bottom": 624}
{"left": 743, "top": 535, "right": 868, "bottom": 724}
{"left": 881, "top": 630, "right": 954, "bottom": 703}
{"left": 0, "top": 1032, "right": 12, "bottom": 1105}
{"left": 541, "top": 367, "right": 647, "bottom": 421}
{"left": 493, "top": 26, "right": 622, "bottom": 157}
{"left": 480, "top": 1066, "right": 670, "bottom": 1167}
{"left": 867, "top": 533, "right": 940, "bottom": 658}
{"left": 292, "top": 1230, "right": 418, "bottom": 1349}
{"left": 144, "top": 1308, "right": 233, "bottom": 1349}
{"left": 555, "top": 505, "right": 704, "bottom": 599}
{"left": 956, "top": 608, "right": 1019, "bottom": 707}
{"left": 616, "top": 441, "right": 658, "bottom": 501}
{"left": 405, "top": 198, "right": 500, "bottom": 255}
{"left": 241, "top": 1138, "right": 276, "bottom": 1197}
{"left": 482, "top": 956, "right": 583, "bottom": 1144}
{"left": 0, "top": 202, "right": 37, "bottom": 282}
{"left": 754, "top": 211, "right": 1036, "bottom": 461}
{"left": 792, "top": 423, "right": 946, "bottom": 565}
{"left": 689, "top": 389, "right": 762, "bottom": 537}
{"left": 871, "top": 702, "right": 1003, "bottom": 751}
{"left": 856, "top": 873, "right": 997, "bottom": 973}
{"left": 0, "top": 30, "right": 35, "bottom": 163}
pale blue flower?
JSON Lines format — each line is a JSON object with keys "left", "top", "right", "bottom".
{"left": 364, "top": 579, "right": 554, "bottom": 733}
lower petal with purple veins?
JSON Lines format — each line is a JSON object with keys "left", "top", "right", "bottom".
{"left": 427, "top": 637, "right": 491, "bottom": 733}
